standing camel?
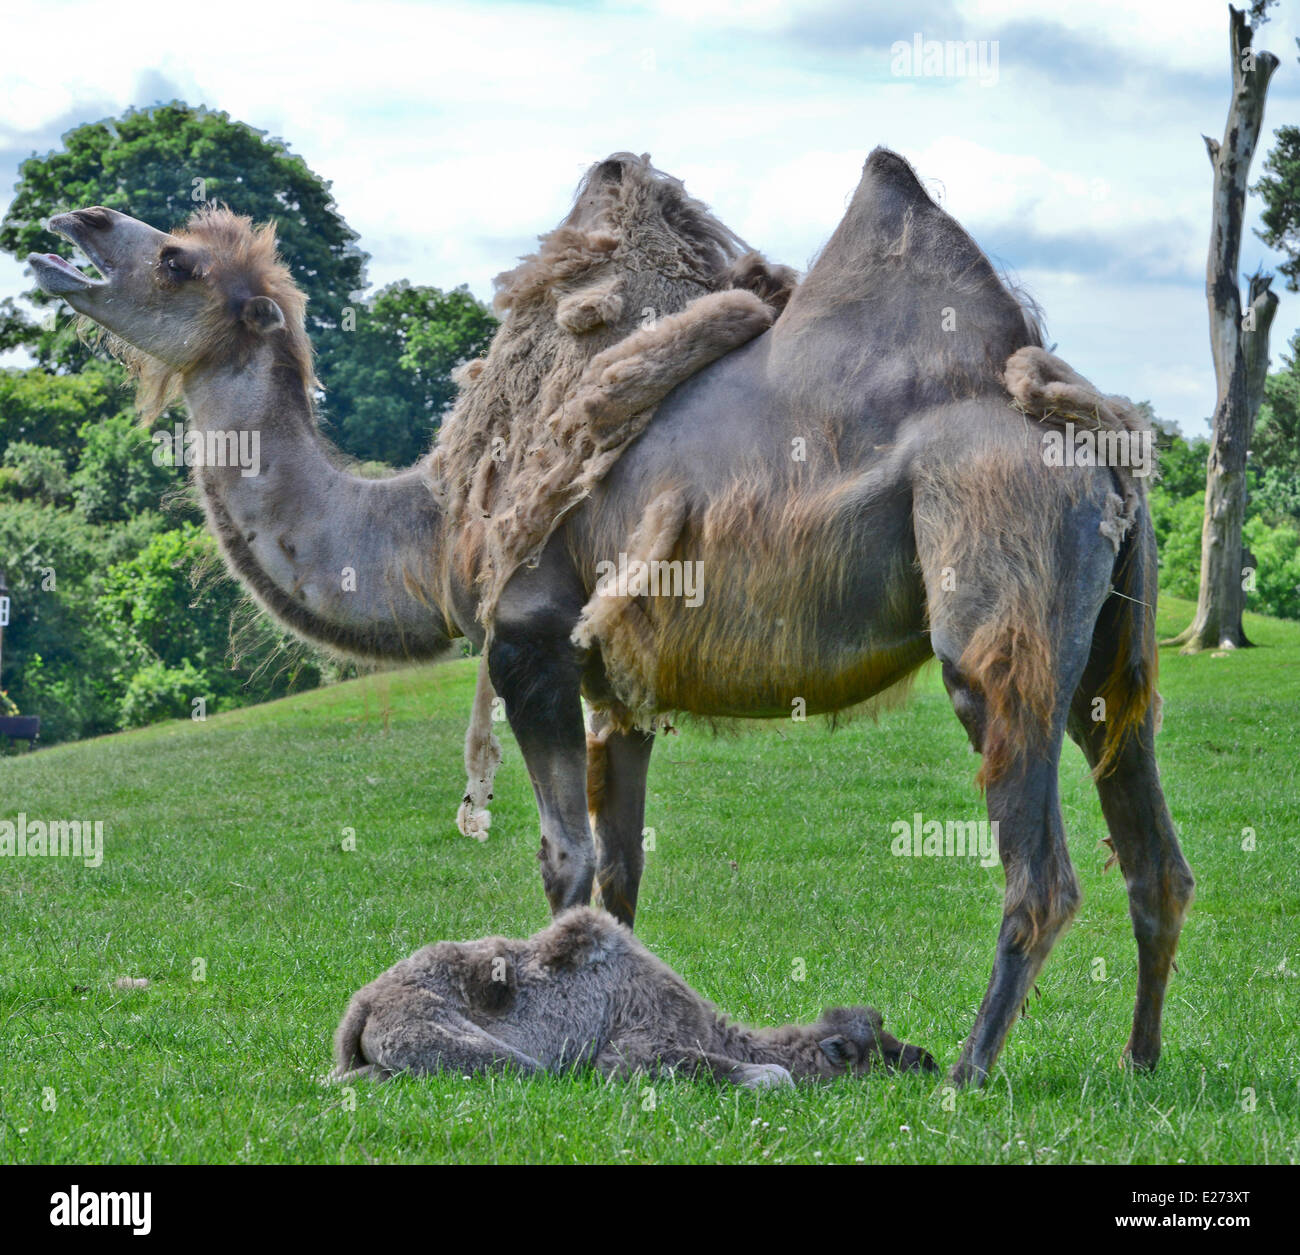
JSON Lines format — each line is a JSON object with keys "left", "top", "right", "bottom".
{"left": 30, "top": 148, "right": 1193, "bottom": 1084}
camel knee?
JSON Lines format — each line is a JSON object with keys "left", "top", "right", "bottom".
{"left": 941, "top": 660, "right": 987, "bottom": 753}
{"left": 331, "top": 1063, "right": 390, "bottom": 1084}
{"left": 1126, "top": 862, "right": 1195, "bottom": 947}
{"left": 1001, "top": 860, "right": 1081, "bottom": 953}
{"left": 735, "top": 1063, "right": 794, "bottom": 1089}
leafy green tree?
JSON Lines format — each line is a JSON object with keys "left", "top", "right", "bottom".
{"left": 1250, "top": 331, "right": 1300, "bottom": 523}
{"left": 0, "top": 297, "right": 37, "bottom": 353}
{"left": 1256, "top": 124, "right": 1300, "bottom": 291}
{"left": 322, "top": 281, "right": 496, "bottom": 465}
{"left": 1, "top": 441, "right": 70, "bottom": 504}
{"left": 1149, "top": 487, "right": 1206, "bottom": 599}
{"left": 1153, "top": 423, "right": 1211, "bottom": 499}
{"left": 0, "top": 359, "right": 129, "bottom": 457}
{"left": 119, "top": 658, "right": 208, "bottom": 728}
{"left": 70, "top": 411, "right": 176, "bottom": 523}
{"left": 0, "top": 499, "right": 156, "bottom": 742}
{"left": 95, "top": 523, "right": 325, "bottom": 723}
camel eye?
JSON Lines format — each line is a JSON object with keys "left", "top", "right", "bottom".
{"left": 160, "top": 250, "right": 194, "bottom": 281}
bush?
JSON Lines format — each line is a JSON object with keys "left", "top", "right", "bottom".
{"left": 119, "top": 659, "right": 208, "bottom": 728}
{"left": 1150, "top": 483, "right": 1300, "bottom": 620}
{"left": 1243, "top": 514, "right": 1300, "bottom": 621}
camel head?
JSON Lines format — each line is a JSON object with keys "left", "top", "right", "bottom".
{"left": 28, "top": 205, "right": 310, "bottom": 414}
{"left": 816, "top": 1006, "right": 937, "bottom": 1075}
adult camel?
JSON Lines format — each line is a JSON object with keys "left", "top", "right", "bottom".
{"left": 29, "top": 148, "right": 1192, "bottom": 1084}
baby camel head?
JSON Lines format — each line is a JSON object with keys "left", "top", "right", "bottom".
{"left": 28, "top": 204, "right": 312, "bottom": 416}
{"left": 817, "top": 1006, "right": 937, "bottom": 1076}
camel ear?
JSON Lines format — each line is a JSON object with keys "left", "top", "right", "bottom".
{"left": 818, "top": 1035, "right": 854, "bottom": 1067}
{"left": 241, "top": 295, "right": 285, "bottom": 334}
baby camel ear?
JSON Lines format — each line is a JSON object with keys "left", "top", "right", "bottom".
{"left": 817, "top": 1035, "right": 855, "bottom": 1067}
{"left": 241, "top": 295, "right": 285, "bottom": 334}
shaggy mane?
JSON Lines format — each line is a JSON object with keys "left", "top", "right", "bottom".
{"left": 432, "top": 150, "right": 797, "bottom": 835}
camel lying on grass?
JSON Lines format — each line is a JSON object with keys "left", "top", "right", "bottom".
{"left": 333, "top": 907, "right": 935, "bottom": 1087}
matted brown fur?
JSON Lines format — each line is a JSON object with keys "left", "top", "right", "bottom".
{"left": 909, "top": 349, "right": 1157, "bottom": 794}
{"left": 573, "top": 438, "right": 929, "bottom": 731}
{"left": 428, "top": 152, "right": 796, "bottom": 630}
{"left": 430, "top": 153, "right": 794, "bottom": 833}
{"left": 913, "top": 447, "right": 1065, "bottom": 790}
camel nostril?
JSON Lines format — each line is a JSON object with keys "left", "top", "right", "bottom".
{"left": 78, "top": 207, "right": 113, "bottom": 230}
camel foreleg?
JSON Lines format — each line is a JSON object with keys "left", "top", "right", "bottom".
{"left": 596, "top": 1038, "right": 793, "bottom": 1089}
{"left": 488, "top": 619, "right": 595, "bottom": 915}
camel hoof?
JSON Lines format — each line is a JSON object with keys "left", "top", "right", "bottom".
{"left": 947, "top": 1060, "right": 989, "bottom": 1088}
{"left": 1121, "top": 1042, "right": 1159, "bottom": 1073}
{"left": 737, "top": 1063, "right": 794, "bottom": 1089}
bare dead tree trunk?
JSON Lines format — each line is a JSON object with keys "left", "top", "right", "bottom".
{"left": 1171, "top": 5, "right": 1279, "bottom": 652}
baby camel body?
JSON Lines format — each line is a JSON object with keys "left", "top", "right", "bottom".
{"left": 334, "top": 907, "right": 934, "bottom": 1088}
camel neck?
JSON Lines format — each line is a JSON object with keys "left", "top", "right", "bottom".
{"left": 179, "top": 344, "right": 453, "bottom": 661}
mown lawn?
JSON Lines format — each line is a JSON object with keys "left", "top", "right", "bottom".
{"left": 1, "top": 595, "right": 1296, "bottom": 1164}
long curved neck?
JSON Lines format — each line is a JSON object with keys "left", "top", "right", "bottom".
{"left": 182, "top": 343, "right": 455, "bottom": 660}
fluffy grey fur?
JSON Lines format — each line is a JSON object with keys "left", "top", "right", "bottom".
{"left": 333, "top": 907, "right": 934, "bottom": 1088}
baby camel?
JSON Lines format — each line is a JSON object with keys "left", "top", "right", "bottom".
{"left": 333, "top": 907, "right": 934, "bottom": 1088}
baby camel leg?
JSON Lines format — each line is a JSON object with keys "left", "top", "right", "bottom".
{"left": 356, "top": 990, "right": 543, "bottom": 1079}
{"left": 597, "top": 1037, "right": 792, "bottom": 1088}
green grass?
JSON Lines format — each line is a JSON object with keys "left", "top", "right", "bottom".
{"left": 1, "top": 595, "right": 1297, "bottom": 1164}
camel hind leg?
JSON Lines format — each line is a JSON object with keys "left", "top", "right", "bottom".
{"left": 345, "top": 985, "right": 543, "bottom": 1079}
{"left": 586, "top": 708, "right": 655, "bottom": 928}
{"left": 940, "top": 671, "right": 1085, "bottom": 1086}
{"left": 1068, "top": 705, "right": 1193, "bottom": 1070}
{"left": 914, "top": 452, "right": 1116, "bottom": 1084}
{"left": 1067, "top": 513, "right": 1194, "bottom": 1071}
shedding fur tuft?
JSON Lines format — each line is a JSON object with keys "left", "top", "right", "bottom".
{"left": 427, "top": 153, "right": 795, "bottom": 825}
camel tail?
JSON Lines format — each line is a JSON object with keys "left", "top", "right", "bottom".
{"left": 332, "top": 994, "right": 372, "bottom": 1078}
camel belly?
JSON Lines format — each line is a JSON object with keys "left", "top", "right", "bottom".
{"left": 653, "top": 628, "right": 932, "bottom": 718}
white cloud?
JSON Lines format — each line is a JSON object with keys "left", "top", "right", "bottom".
{"left": 2, "top": 0, "right": 1298, "bottom": 431}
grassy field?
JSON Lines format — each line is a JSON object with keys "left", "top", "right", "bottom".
{"left": 1, "top": 594, "right": 1296, "bottom": 1164}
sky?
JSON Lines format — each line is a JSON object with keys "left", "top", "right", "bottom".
{"left": 2, "top": 0, "right": 1299, "bottom": 437}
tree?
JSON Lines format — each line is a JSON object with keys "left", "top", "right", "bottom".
{"left": 321, "top": 281, "right": 497, "bottom": 466}
{"left": 1251, "top": 331, "right": 1300, "bottom": 525}
{"left": 1169, "top": 5, "right": 1280, "bottom": 652}
{"left": 1256, "top": 125, "right": 1300, "bottom": 290}
{"left": 1, "top": 102, "right": 493, "bottom": 466}
{"left": 70, "top": 411, "right": 176, "bottom": 523}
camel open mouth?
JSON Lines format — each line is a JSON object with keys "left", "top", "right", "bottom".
{"left": 27, "top": 216, "right": 112, "bottom": 296}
